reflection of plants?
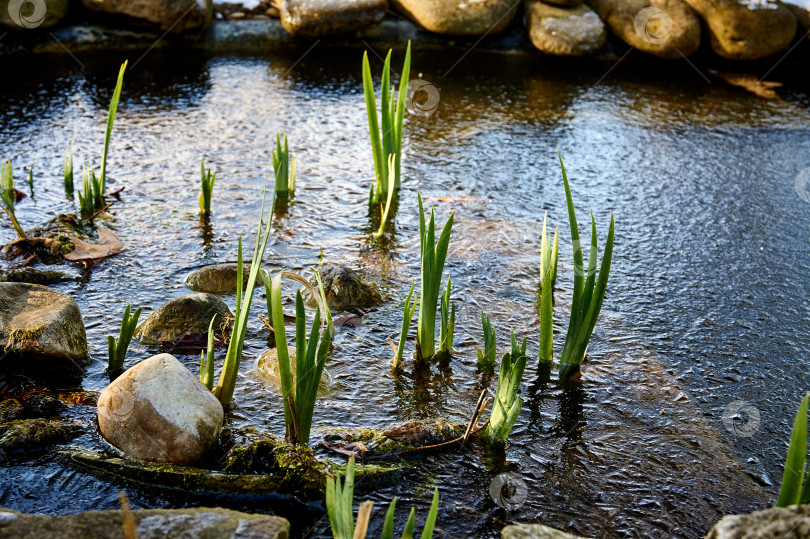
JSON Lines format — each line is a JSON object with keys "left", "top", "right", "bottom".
{"left": 416, "top": 194, "right": 453, "bottom": 361}
{"left": 199, "top": 157, "right": 216, "bottom": 216}
{"left": 777, "top": 393, "right": 810, "bottom": 507}
{"left": 270, "top": 272, "right": 334, "bottom": 446}
{"left": 64, "top": 142, "right": 74, "bottom": 194}
{"left": 438, "top": 277, "right": 454, "bottom": 358}
{"left": 107, "top": 304, "right": 142, "bottom": 372}
{"left": 484, "top": 336, "right": 526, "bottom": 445}
{"left": 213, "top": 187, "right": 275, "bottom": 406}
{"left": 477, "top": 311, "right": 496, "bottom": 373}
{"left": 393, "top": 280, "right": 417, "bottom": 371}
{"left": 0, "top": 159, "right": 25, "bottom": 238}
{"left": 199, "top": 315, "right": 216, "bottom": 390}
{"left": 362, "top": 42, "right": 411, "bottom": 206}
{"left": 273, "top": 131, "right": 296, "bottom": 197}
{"left": 327, "top": 455, "right": 440, "bottom": 539}
{"left": 557, "top": 153, "right": 614, "bottom": 383}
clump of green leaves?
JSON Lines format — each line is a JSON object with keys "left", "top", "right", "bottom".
{"left": 107, "top": 304, "right": 142, "bottom": 372}
{"left": 0, "top": 159, "right": 25, "bottom": 238}
{"left": 199, "top": 315, "right": 216, "bottom": 390}
{"left": 64, "top": 142, "right": 74, "bottom": 194}
{"left": 416, "top": 194, "right": 453, "bottom": 360}
{"left": 77, "top": 163, "right": 103, "bottom": 218}
{"left": 778, "top": 393, "right": 810, "bottom": 507}
{"left": 269, "top": 272, "right": 334, "bottom": 446}
{"left": 393, "top": 280, "right": 418, "bottom": 371}
{"left": 477, "top": 311, "right": 497, "bottom": 373}
{"left": 362, "top": 42, "right": 411, "bottom": 206}
{"left": 327, "top": 455, "right": 440, "bottom": 539}
{"left": 199, "top": 157, "right": 216, "bottom": 216}
{"left": 272, "top": 131, "right": 296, "bottom": 197}
{"left": 483, "top": 331, "right": 526, "bottom": 445}
{"left": 557, "top": 153, "right": 614, "bottom": 383}
{"left": 438, "top": 277, "right": 454, "bottom": 358}
{"left": 212, "top": 185, "right": 275, "bottom": 406}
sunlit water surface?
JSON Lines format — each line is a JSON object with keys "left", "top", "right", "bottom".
{"left": 0, "top": 48, "right": 809, "bottom": 538}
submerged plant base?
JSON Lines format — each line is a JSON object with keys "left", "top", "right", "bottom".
{"left": 320, "top": 418, "right": 464, "bottom": 458}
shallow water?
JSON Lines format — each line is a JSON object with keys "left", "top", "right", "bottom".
{"left": 1, "top": 47, "right": 809, "bottom": 537}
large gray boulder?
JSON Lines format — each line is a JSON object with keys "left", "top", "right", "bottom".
{"left": 391, "top": 0, "right": 521, "bottom": 35}
{"left": 706, "top": 505, "right": 810, "bottom": 538}
{"left": 280, "top": 0, "right": 388, "bottom": 36}
{"left": 0, "top": 507, "right": 289, "bottom": 539}
{"left": 0, "top": 283, "right": 87, "bottom": 364}
{"left": 526, "top": 0, "right": 606, "bottom": 56}
{"left": 97, "top": 353, "right": 223, "bottom": 465}
{"left": 681, "top": 0, "right": 796, "bottom": 60}
{"left": 134, "top": 293, "right": 232, "bottom": 346}
{"left": 80, "top": 0, "right": 213, "bottom": 31}
{"left": 585, "top": 0, "right": 701, "bottom": 58}
{"left": 0, "top": 0, "right": 69, "bottom": 29}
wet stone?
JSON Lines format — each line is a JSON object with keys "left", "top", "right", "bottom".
{"left": 391, "top": 0, "right": 520, "bottom": 35}
{"left": 0, "top": 507, "right": 288, "bottom": 538}
{"left": 0, "top": 283, "right": 87, "bottom": 364}
{"left": 134, "top": 293, "right": 232, "bottom": 346}
{"left": 501, "top": 524, "right": 585, "bottom": 538}
{"left": 79, "top": 0, "right": 213, "bottom": 32}
{"left": 0, "top": 399, "right": 23, "bottom": 423}
{"left": 304, "top": 264, "right": 381, "bottom": 311}
{"left": 0, "top": 419, "right": 81, "bottom": 462}
{"left": 185, "top": 263, "right": 262, "bottom": 294}
{"left": 706, "top": 504, "right": 810, "bottom": 538}
{"left": 280, "top": 0, "right": 388, "bottom": 37}
{"left": 255, "top": 348, "right": 334, "bottom": 395}
{"left": 526, "top": 1, "right": 606, "bottom": 56}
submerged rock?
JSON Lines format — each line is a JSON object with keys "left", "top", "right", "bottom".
{"left": 0, "top": 419, "right": 80, "bottom": 461}
{"left": 255, "top": 348, "right": 334, "bottom": 395}
{"left": 0, "top": 399, "right": 23, "bottom": 422}
{"left": 97, "top": 353, "right": 223, "bottom": 465}
{"left": 526, "top": 1, "right": 606, "bottom": 56}
{"left": 303, "top": 265, "right": 381, "bottom": 311}
{"left": 706, "top": 504, "right": 810, "bottom": 538}
{"left": 0, "top": 506, "right": 289, "bottom": 539}
{"left": 185, "top": 262, "right": 263, "bottom": 294}
{"left": 0, "top": 0, "right": 69, "bottom": 29}
{"left": 501, "top": 524, "right": 585, "bottom": 538}
{"left": 681, "top": 0, "right": 796, "bottom": 60}
{"left": 585, "top": 0, "right": 701, "bottom": 58}
{"left": 321, "top": 418, "right": 464, "bottom": 458}
{"left": 134, "top": 293, "right": 232, "bottom": 346}
{"left": 0, "top": 283, "right": 87, "bottom": 364}
{"left": 0, "top": 267, "right": 79, "bottom": 285}
{"left": 80, "top": 0, "right": 213, "bottom": 32}
{"left": 391, "top": 0, "right": 520, "bottom": 35}
{"left": 280, "top": 0, "right": 388, "bottom": 36}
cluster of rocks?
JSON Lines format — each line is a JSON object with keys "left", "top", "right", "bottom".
{"left": 2, "top": 0, "right": 806, "bottom": 62}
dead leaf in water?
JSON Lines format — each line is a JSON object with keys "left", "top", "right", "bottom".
{"left": 708, "top": 70, "right": 782, "bottom": 100}
{"left": 63, "top": 226, "right": 124, "bottom": 265}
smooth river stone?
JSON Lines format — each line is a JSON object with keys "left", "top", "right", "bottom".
{"left": 134, "top": 293, "right": 232, "bottom": 346}
{"left": 526, "top": 1, "right": 606, "bottom": 56}
{"left": 390, "top": 0, "right": 521, "bottom": 35}
{"left": 79, "top": 0, "right": 213, "bottom": 32}
{"left": 280, "top": 0, "right": 388, "bottom": 36}
{"left": 98, "top": 353, "right": 223, "bottom": 465}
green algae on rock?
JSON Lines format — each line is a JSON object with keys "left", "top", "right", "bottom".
{"left": 0, "top": 419, "right": 81, "bottom": 461}
{"left": 0, "top": 506, "right": 289, "bottom": 539}
{"left": 320, "top": 418, "right": 464, "bottom": 458}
